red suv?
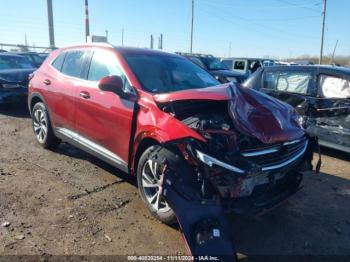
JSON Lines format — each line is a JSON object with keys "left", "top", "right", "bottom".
{"left": 28, "top": 44, "right": 316, "bottom": 228}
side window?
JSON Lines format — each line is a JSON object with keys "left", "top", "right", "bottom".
{"left": 61, "top": 50, "right": 86, "bottom": 78}
{"left": 222, "top": 60, "right": 233, "bottom": 69}
{"left": 51, "top": 52, "right": 66, "bottom": 71}
{"left": 276, "top": 71, "right": 312, "bottom": 94}
{"left": 263, "top": 71, "right": 279, "bottom": 90}
{"left": 234, "top": 61, "right": 245, "bottom": 70}
{"left": 88, "top": 49, "right": 122, "bottom": 81}
{"left": 319, "top": 74, "right": 350, "bottom": 99}
{"left": 87, "top": 49, "right": 134, "bottom": 94}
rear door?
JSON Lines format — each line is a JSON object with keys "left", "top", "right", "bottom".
{"left": 310, "top": 73, "right": 350, "bottom": 152}
{"left": 74, "top": 48, "right": 136, "bottom": 171}
{"left": 45, "top": 49, "right": 90, "bottom": 132}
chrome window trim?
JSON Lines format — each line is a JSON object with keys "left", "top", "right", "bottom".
{"left": 262, "top": 139, "right": 308, "bottom": 171}
{"left": 283, "top": 138, "right": 302, "bottom": 146}
{"left": 242, "top": 147, "right": 279, "bottom": 157}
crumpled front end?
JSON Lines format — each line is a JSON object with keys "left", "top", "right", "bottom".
{"left": 158, "top": 84, "right": 317, "bottom": 215}
{"left": 153, "top": 84, "right": 318, "bottom": 260}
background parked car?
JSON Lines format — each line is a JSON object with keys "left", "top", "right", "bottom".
{"left": 0, "top": 53, "right": 36, "bottom": 104}
{"left": 221, "top": 57, "right": 276, "bottom": 77}
{"left": 176, "top": 52, "right": 247, "bottom": 83}
{"left": 37, "top": 52, "right": 50, "bottom": 60}
{"left": 243, "top": 65, "right": 350, "bottom": 153}
{"left": 13, "top": 52, "right": 46, "bottom": 68}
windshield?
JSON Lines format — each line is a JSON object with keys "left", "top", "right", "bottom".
{"left": 200, "top": 57, "right": 229, "bottom": 71}
{"left": 0, "top": 55, "right": 35, "bottom": 70}
{"left": 124, "top": 54, "right": 220, "bottom": 93}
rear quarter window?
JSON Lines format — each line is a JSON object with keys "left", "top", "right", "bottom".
{"left": 51, "top": 52, "right": 66, "bottom": 71}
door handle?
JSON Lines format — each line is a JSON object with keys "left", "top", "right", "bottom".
{"left": 79, "top": 91, "right": 90, "bottom": 99}
{"left": 43, "top": 79, "right": 51, "bottom": 85}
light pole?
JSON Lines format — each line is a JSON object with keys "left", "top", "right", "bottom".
{"left": 47, "top": 0, "right": 55, "bottom": 49}
{"left": 319, "top": 0, "right": 327, "bottom": 64}
{"left": 122, "top": 28, "right": 124, "bottom": 46}
{"left": 190, "top": 0, "right": 194, "bottom": 53}
{"left": 85, "top": 0, "right": 90, "bottom": 43}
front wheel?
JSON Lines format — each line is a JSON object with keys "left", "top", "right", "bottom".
{"left": 137, "top": 145, "right": 184, "bottom": 225}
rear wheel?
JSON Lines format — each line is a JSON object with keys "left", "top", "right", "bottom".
{"left": 137, "top": 145, "right": 184, "bottom": 225}
{"left": 32, "top": 102, "right": 60, "bottom": 149}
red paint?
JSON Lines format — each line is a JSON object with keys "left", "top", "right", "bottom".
{"left": 154, "top": 84, "right": 232, "bottom": 103}
{"left": 29, "top": 44, "right": 305, "bottom": 175}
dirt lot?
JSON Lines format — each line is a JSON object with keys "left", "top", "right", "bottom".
{"left": 0, "top": 104, "right": 349, "bottom": 259}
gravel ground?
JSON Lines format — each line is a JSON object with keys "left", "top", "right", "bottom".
{"left": 0, "top": 104, "right": 349, "bottom": 260}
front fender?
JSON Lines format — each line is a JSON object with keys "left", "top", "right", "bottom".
{"left": 130, "top": 96, "right": 206, "bottom": 173}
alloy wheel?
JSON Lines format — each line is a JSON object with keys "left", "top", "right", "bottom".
{"left": 141, "top": 159, "right": 170, "bottom": 213}
{"left": 33, "top": 108, "right": 48, "bottom": 144}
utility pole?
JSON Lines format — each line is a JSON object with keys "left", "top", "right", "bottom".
{"left": 105, "top": 30, "right": 109, "bottom": 41}
{"left": 150, "top": 35, "right": 154, "bottom": 49}
{"left": 121, "top": 28, "right": 124, "bottom": 46}
{"left": 190, "top": 0, "right": 194, "bottom": 53}
{"left": 47, "top": 0, "right": 55, "bottom": 49}
{"left": 24, "top": 33, "right": 28, "bottom": 47}
{"left": 85, "top": 0, "right": 90, "bottom": 43}
{"left": 158, "top": 34, "right": 163, "bottom": 50}
{"left": 228, "top": 41, "right": 232, "bottom": 57}
{"left": 331, "top": 40, "right": 338, "bottom": 64}
{"left": 319, "top": 0, "right": 327, "bottom": 64}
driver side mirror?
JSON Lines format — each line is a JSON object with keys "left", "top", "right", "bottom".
{"left": 98, "top": 75, "right": 124, "bottom": 97}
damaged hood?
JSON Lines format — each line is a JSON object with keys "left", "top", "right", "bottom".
{"left": 154, "top": 84, "right": 232, "bottom": 102}
{"left": 229, "top": 84, "right": 304, "bottom": 144}
{"left": 154, "top": 83, "right": 305, "bottom": 144}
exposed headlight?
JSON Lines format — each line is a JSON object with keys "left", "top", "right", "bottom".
{"left": 292, "top": 113, "right": 306, "bottom": 128}
{"left": 195, "top": 150, "right": 245, "bottom": 174}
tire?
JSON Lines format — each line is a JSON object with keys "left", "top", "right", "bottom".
{"left": 137, "top": 145, "right": 187, "bottom": 225}
{"left": 32, "top": 102, "right": 60, "bottom": 149}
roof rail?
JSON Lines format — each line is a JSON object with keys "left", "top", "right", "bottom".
{"left": 175, "top": 52, "right": 214, "bottom": 58}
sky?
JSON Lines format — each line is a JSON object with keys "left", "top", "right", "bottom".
{"left": 0, "top": 0, "right": 349, "bottom": 58}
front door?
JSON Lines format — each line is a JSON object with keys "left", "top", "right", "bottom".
{"left": 74, "top": 48, "right": 135, "bottom": 171}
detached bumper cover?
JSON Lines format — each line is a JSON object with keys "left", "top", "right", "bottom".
{"left": 161, "top": 172, "right": 237, "bottom": 262}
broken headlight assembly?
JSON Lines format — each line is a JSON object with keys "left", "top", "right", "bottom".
{"left": 195, "top": 150, "right": 244, "bottom": 174}
{"left": 291, "top": 110, "right": 306, "bottom": 129}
